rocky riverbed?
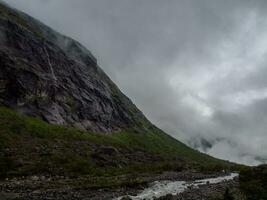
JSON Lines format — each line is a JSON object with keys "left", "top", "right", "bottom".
{"left": 156, "top": 178, "right": 244, "bottom": 200}
{"left": 117, "top": 173, "right": 239, "bottom": 200}
{"left": 0, "top": 172, "right": 241, "bottom": 200}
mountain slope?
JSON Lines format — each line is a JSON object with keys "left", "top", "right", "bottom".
{"left": 0, "top": 2, "right": 149, "bottom": 133}
{"left": 0, "top": 106, "right": 235, "bottom": 180}
{"left": 0, "top": 1, "right": 237, "bottom": 181}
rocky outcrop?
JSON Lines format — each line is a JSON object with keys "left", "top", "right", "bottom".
{"left": 0, "top": 2, "right": 150, "bottom": 132}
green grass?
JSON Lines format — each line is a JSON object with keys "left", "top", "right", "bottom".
{"left": 0, "top": 107, "right": 121, "bottom": 147}
{"left": 114, "top": 129, "right": 234, "bottom": 167}
{"left": 0, "top": 107, "right": 236, "bottom": 181}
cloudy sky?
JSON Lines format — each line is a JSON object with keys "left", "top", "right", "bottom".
{"left": 7, "top": 0, "right": 267, "bottom": 165}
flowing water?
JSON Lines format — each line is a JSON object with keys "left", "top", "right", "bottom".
{"left": 43, "top": 45, "right": 57, "bottom": 84}
{"left": 117, "top": 173, "right": 238, "bottom": 200}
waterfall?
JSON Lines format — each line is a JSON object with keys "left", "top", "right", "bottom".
{"left": 43, "top": 44, "right": 57, "bottom": 85}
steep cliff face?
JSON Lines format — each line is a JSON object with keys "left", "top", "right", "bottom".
{"left": 0, "top": 2, "right": 149, "bottom": 132}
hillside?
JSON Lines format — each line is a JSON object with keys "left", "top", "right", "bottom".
{"left": 0, "top": 2, "right": 241, "bottom": 199}
{"left": 0, "top": 107, "right": 234, "bottom": 179}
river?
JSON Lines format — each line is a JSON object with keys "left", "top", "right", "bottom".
{"left": 116, "top": 173, "right": 238, "bottom": 200}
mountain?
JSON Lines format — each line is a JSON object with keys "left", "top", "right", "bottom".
{"left": 0, "top": 2, "right": 239, "bottom": 197}
{"left": 0, "top": 1, "right": 150, "bottom": 133}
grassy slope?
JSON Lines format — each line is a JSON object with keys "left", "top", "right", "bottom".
{"left": 0, "top": 107, "right": 237, "bottom": 182}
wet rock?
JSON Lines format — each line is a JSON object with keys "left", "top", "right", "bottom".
{"left": 121, "top": 196, "right": 132, "bottom": 200}
{"left": 96, "top": 146, "right": 119, "bottom": 156}
{"left": 30, "top": 176, "right": 39, "bottom": 181}
{"left": 0, "top": 192, "right": 19, "bottom": 200}
{"left": 157, "top": 194, "right": 174, "bottom": 200}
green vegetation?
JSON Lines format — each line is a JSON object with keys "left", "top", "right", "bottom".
{"left": 114, "top": 129, "right": 229, "bottom": 165}
{"left": 239, "top": 165, "right": 267, "bottom": 200}
{"left": 0, "top": 107, "right": 237, "bottom": 188}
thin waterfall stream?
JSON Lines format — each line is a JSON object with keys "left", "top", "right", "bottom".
{"left": 43, "top": 44, "right": 57, "bottom": 84}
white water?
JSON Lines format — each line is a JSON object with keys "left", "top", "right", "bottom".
{"left": 116, "top": 173, "right": 238, "bottom": 200}
{"left": 43, "top": 45, "right": 57, "bottom": 83}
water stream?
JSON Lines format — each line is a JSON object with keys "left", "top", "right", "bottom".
{"left": 117, "top": 173, "right": 238, "bottom": 200}
{"left": 43, "top": 45, "right": 57, "bottom": 84}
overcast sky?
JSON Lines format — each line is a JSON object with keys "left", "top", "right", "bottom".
{"left": 7, "top": 0, "right": 267, "bottom": 166}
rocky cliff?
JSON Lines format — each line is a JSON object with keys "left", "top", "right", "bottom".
{"left": 0, "top": 2, "right": 150, "bottom": 132}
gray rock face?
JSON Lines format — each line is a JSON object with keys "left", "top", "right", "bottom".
{"left": 0, "top": 2, "right": 150, "bottom": 132}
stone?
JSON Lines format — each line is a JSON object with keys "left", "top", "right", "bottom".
{"left": 96, "top": 146, "right": 119, "bottom": 156}
{"left": 121, "top": 196, "right": 132, "bottom": 200}
{"left": 0, "top": 192, "right": 19, "bottom": 200}
{"left": 30, "top": 176, "right": 39, "bottom": 181}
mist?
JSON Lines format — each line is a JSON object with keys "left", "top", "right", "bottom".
{"left": 7, "top": 0, "right": 267, "bottom": 165}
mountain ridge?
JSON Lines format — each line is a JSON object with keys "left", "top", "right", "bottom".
{"left": 0, "top": 1, "right": 152, "bottom": 133}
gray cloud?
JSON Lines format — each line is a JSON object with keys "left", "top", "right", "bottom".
{"left": 7, "top": 0, "right": 267, "bottom": 165}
